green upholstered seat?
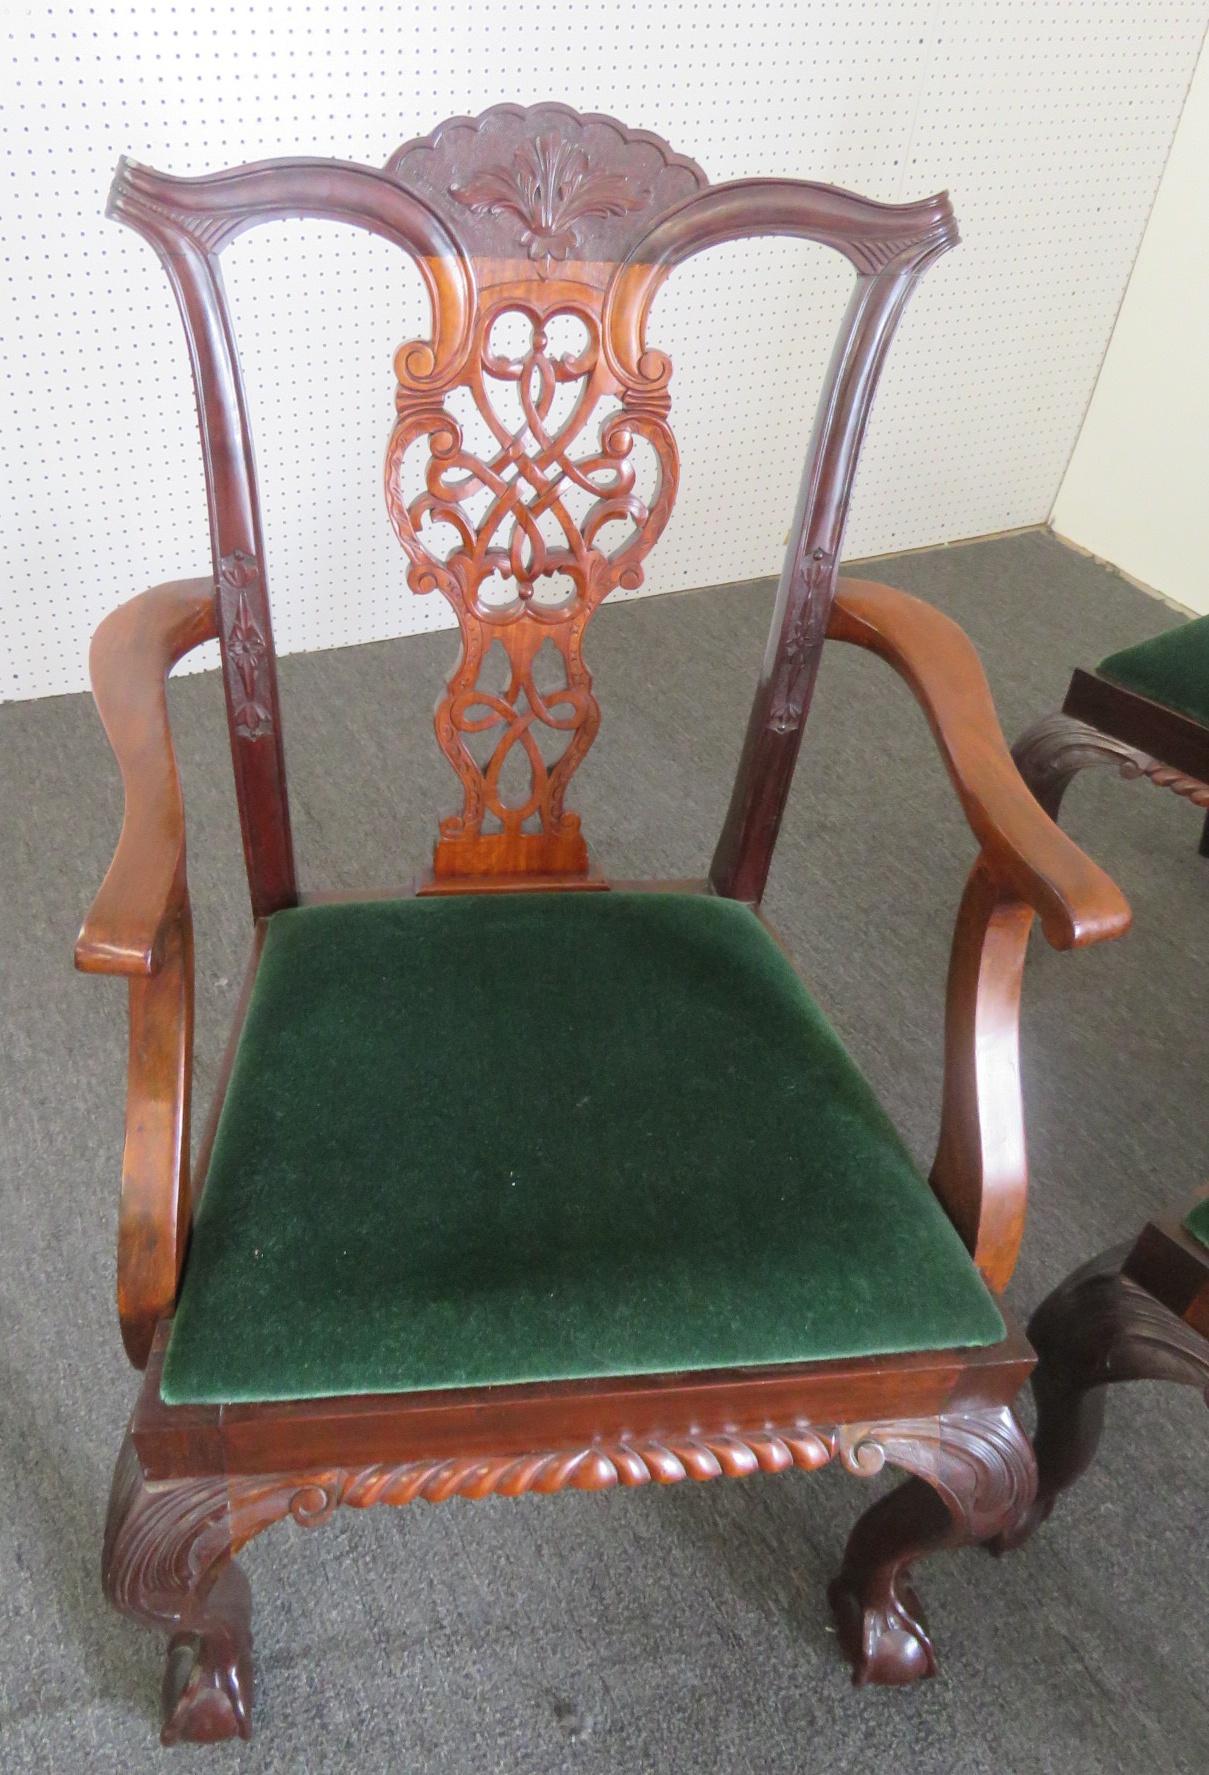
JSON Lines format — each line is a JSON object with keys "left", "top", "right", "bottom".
{"left": 1097, "top": 614, "right": 1209, "bottom": 727}
{"left": 163, "top": 892, "right": 1004, "bottom": 1405}
{"left": 1183, "top": 1195, "right": 1209, "bottom": 1251}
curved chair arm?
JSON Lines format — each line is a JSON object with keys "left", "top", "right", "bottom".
{"left": 827, "top": 577, "right": 1130, "bottom": 951}
{"left": 75, "top": 578, "right": 217, "bottom": 976}
{"left": 827, "top": 577, "right": 1132, "bottom": 1292}
{"left": 75, "top": 577, "right": 216, "bottom": 1366}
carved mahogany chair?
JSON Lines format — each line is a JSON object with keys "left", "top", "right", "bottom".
{"left": 1013, "top": 617, "right": 1209, "bottom": 851}
{"left": 998, "top": 1187, "right": 1209, "bottom": 1549}
{"left": 79, "top": 105, "right": 1130, "bottom": 1745}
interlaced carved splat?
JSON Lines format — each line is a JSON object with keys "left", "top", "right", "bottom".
{"left": 387, "top": 302, "right": 676, "bottom": 876}
{"left": 380, "top": 103, "right": 708, "bottom": 879}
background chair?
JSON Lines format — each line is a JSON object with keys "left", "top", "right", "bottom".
{"left": 1005, "top": 616, "right": 1208, "bottom": 1548}
{"left": 1013, "top": 616, "right": 1209, "bottom": 848}
{"left": 78, "top": 104, "right": 1129, "bottom": 1744}
{"left": 998, "top": 1187, "right": 1209, "bottom": 1549}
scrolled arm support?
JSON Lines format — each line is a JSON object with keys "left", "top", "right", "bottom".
{"left": 75, "top": 577, "right": 217, "bottom": 1365}
{"left": 75, "top": 578, "right": 217, "bottom": 976}
{"left": 930, "top": 859, "right": 1033, "bottom": 1289}
{"left": 826, "top": 578, "right": 1131, "bottom": 1288}
{"left": 826, "top": 578, "right": 1130, "bottom": 951}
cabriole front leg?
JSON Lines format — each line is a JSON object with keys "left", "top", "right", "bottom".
{"left": 103, "top": 1430, "right": 268, "bottom": 1744}
{"left": 1010, "top": 712, "right": 1154, "bottom": 823}
{"left": 828, "top": 1406, "right": 1035, "bottom": 1685}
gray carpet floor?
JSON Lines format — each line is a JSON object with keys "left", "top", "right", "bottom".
{"left": 2, "top": 529, "right": 1207, "bottom": 1772}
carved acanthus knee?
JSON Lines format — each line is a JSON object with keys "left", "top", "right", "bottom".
{"left": 1011, "top": 712, "right": 1154, "bottom": 820}
{"left": 997, "top": 1248, "right": 1209, "bottom": 1552}
{"left": 103, "top": 1431, "right": 239, "bottom": 1636}
{"left": 106, "top": 1407, "right": 1042, "bottom": 1723}
{"left": 1013, "top": 710, "right": 1209, "bottom": 825}
{"left": 1031, "top": 1245, "right": 1209, "bottom": 1397}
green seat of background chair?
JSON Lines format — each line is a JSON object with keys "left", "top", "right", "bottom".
{"left": 1183, "top": 1195, "right": 1209, "bottom": 1251}
{"left": 163, "top": 891, "right": 1004, "bottom": 1405}
{"left": 1097, "top": 614, "right": 1209, "bottom": 728}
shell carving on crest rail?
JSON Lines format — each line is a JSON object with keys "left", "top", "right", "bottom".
{"left": 384, "top": 106, "right": 708, "bottom": 878}
{"left": 451, "top": 133, "right": 647, "bottom": 270}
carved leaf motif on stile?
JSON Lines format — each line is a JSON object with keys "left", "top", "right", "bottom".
{"left": 768, "top": 551, "right": 835, "bottom": 734}
{"left": 451, "top": 132, "right": 647, "bottom": 267}
{"left": 219, "top": 552, "right": 273, "bottom": 741}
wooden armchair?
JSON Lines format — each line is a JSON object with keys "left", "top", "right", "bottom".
{"left": 1013, "top": 616, "right": 1209, "bottom": 851}
{"left": 998, "top": 1187, "right": 1209, "bottom": 1549}
{"left": 1003, "top": 622, "right": 1209, "bottom": 1548}
{"left": 79, "top": 105, "right": 1130, "bottom": 1745}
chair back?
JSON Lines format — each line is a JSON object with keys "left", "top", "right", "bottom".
{"left": 110, "top": 103, "right": 957, "bottom": 908}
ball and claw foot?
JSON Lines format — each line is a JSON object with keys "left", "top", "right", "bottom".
{"left": 159, "top": 1564, "right": 254, "bottom": 1745}
{"left": 827, "top": 1568, "right": 937, "bottom": 1686}
{"left": 103, "top": 1430, "right": 272, "bottom": 1745}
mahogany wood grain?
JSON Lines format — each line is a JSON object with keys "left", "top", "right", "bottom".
{"left": 1014, "top": 666, "right": 1209, "bottom": 863}
{"left": 109, "top": 104, "right": 958, "bottom": 896}
{"left": 930, "top": 859, "right": 1033, "bottom": 1289}
{"left": 75, "top": 578, "right": 216, "bottom": 977}
{"left": 998, "top": 647, "right": 1209, "bottom": 1549}
{"left": 130, "top": 1317, "right": 1035, "bottom": 1482}
{"left": 707, "top": 261, "right": 952, "bottom": 903}
{"left": 823, "top": 578, "right": 1131, "bottom": 1286}
{"left": 1122, "top": 1188, "right": 1209, "bottom": 1337}
{"left": 1064, "top": 666, "right": 1209, "bottom": 787}
{"left": 106, "top": 1390, "right": 1035, "bottom": 1737}
{"left": 1013, "top": 710, "right": 1209, "bottom": 841}
{"left": 828, "top": 1402, "right": 1033, "bottom": 1685}
{"left": 76, "top": 579, "right": 218, "bottom": 1365}
{"left": 826, "top": 578, "right": 1131, "bottom": 950}
{"left": 188, "top": 922, "right": 268, "bottom": 1217}
{"left": 107, "top": 912, "right": 195, "bottom": 1368}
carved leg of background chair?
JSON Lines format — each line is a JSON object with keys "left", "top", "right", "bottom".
{"left": 1011, "top": 712, "right": 1155, "bottom": 822}
{"left": 103, "top": 1430, "right": 285, "bottom": 1744}
{"left": 1013, "top": 711, "right": 1209, "bottom": 836}
{"left": 827, "top": 1406, "right": 1035, "bottom": 1687}
{"left": 993, "top": 1244, "right": 1209, "bottom": 1552}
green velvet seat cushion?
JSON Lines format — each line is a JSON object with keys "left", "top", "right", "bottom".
{"left": 1097, "top": 614, "right": 1209, "bottom": 727}
{"left": 163, "top": 891, "right": 1004, "bottom": 1405}
{"left": 1183, "top": 1195, "right": 1209, "bottom": 1251}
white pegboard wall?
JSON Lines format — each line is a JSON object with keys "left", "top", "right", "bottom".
{"left": 2, "top": 0, "right": 1205, "bottom": 700}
